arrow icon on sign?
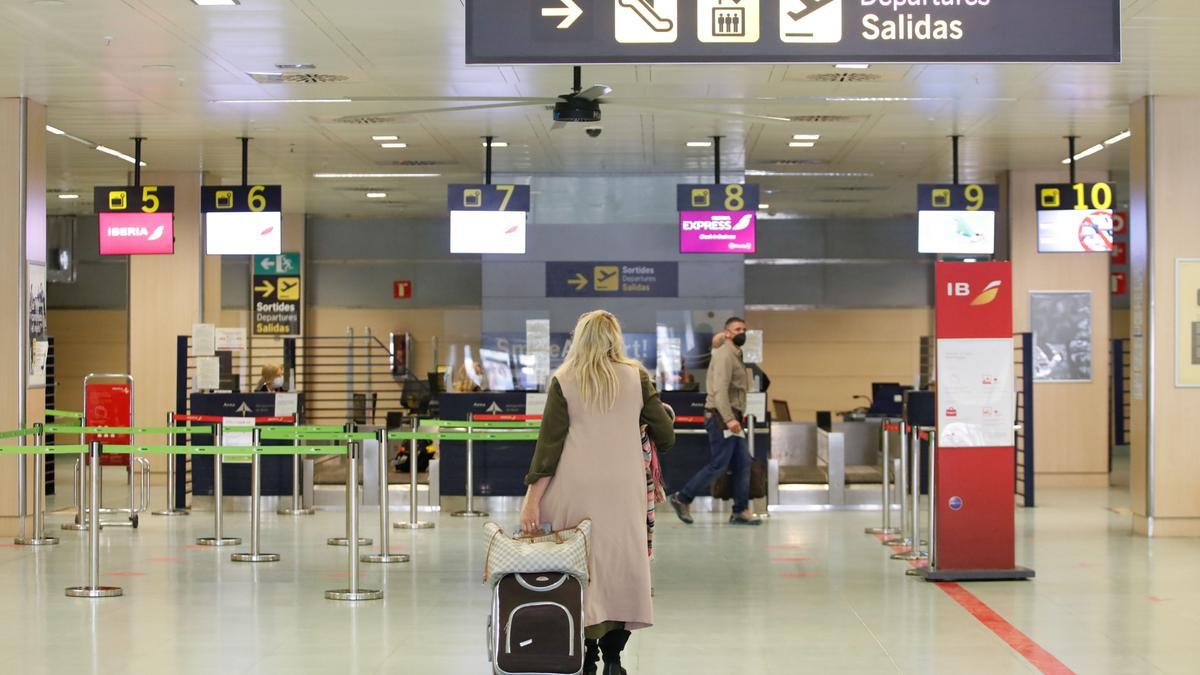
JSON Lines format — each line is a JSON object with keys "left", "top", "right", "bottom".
{"left": 567, "top": 273, "right": 588, "bottom": 291}
{"left": 255, "top": 279, "right": 275, "bottom": 299}
{"left": 542, "top": 0, "right": 583, "bottom": 29}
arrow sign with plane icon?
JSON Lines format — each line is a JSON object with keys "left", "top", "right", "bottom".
{"left": 254, "top": 279, "right": 275, "bottom": 299}
{"left": 541, "top": 0, "right": 583, "bottom": 29}
{"left": 567, "top": 273, "right": 589, "bottom": 291}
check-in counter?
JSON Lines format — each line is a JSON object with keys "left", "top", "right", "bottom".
{"left": 771, "top": 419, "right": 886, "bottom": 507}
{"left": 189, "top": 392, "right": 304, "bottom": 498}
{"left": 435, "top": 391, "right": 770, "bottom": 501}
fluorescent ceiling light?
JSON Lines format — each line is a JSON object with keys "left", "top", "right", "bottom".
{"left": 372, "top": 135, "right": 399, "bottom": 141}
{"left": 57, "top": 194, "right": 79, "bottom": 200}
{"left": 192, "top": 0, "right": 240, "bottom": 5}
{"left": 789, "top": 142, "right": 816, "bottom": 148}
{"left": 826, "top": 96, "right": 940, "bottom": 103}
{"left": 1105, "top": 130, "right": 1131, "bottom": 145}
{"left": 313, "top": 173, "right": 440, "bottom": 178}
{"left": 746, "top": 170, "right": 873, "bottom": 178}
{"left": 758, "top": 203, "right": 770, "bottom": 210}
{"left": 687, "top": 141, "right": 713, "bottom": 148}
{"left": 96, "top": 145, "right": 146, "bottom": 166}
{"left": 213, "top": 98, "right": 352, "bottom": 104}
{"left": 366, "top": 192, "right": 387, "bottom": 199}
{"left": 484, "top": 141, "right": 509, "bottom": 148}
{"left": 835, "top": 64, "right": 870, "bottom": 69}
{"left": 1060, "top": 143, "right": 1105, "bottom": 164}
{"left": 380, "top": 142, "right": 408, "bottom": 149}
{"left": 45, "top": 125, "right": 65, "bottom": 135}
{"left": 792, "top": 134, "right": 820, "bottom": 141}
{"left": 276, "top": 63, "right": 315, "bottom": 70}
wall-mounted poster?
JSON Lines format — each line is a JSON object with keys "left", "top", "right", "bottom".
{"left": 1031, "top": 291, "right": 1093, "bottom": 382}
{"left": 1174, "top": 259, "right": 1200, "bottom": 387}
{"left": 27, "top": 263, "right": 48, "bottom": 387}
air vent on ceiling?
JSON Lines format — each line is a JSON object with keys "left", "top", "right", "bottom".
{"left": 377, "top": 160, "right": 445, "bottom": 167}
{"left": 248, "top": 72, "right": 350, "bottom": 84}
{"left": 805, "top": 73, "right": 883, "bottom": 83}
{"left": 335, "top": 116, "right": 400, "bottom": 125}
{"left": 785, "top": 115, "right": 865, "bottom": 123}
{"left": 764, "top": 159, "right": 831, "bottom": 166}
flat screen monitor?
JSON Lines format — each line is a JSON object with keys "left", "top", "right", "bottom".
{"left": 98, "top": 212, "right": 175, "bottom": 255}
{"left": 1037, "top": 209, "right": 1114, "bottom": 253}
{"left": 205, "top": 211, "right": 283, "bottom": 255}
{"left": 679, "top": 211, "right": 757, "bottom": 254}
{"left": 479, "top": 348, "right": 515, "bottom": 391}
{"left": 917, "top": 210, "right": 995, "bottom": 255}
{"left": 450, "top": 210, "right": 527, "bottom": 255}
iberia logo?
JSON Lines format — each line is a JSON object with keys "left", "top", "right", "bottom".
{"left": 945, "top": 407, "right": 958, "bottom": 418}
{"left": 970, "top": 280, "right": 1003, "bottom": 306}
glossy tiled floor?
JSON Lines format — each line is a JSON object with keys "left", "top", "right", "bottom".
{"left": 1, "top": 479, "right": 1198, "bottom": 674}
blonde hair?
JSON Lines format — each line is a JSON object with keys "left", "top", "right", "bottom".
{"left": 557, "top": 310, "right": 644, "bottom": 411}
{"left": 256, "top": 364, "right": 283, "bottom": 390}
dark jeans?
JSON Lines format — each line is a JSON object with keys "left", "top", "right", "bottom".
{"left": 678, "top": 415, "right": 752, "bottom": 514}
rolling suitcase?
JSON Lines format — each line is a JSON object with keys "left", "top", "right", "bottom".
{"left": 488, "top": 572, "right": 585, "bottom": 675}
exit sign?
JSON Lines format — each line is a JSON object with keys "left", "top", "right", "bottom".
{"left": 393, "top": 280, "right": 412, "bottom": 299}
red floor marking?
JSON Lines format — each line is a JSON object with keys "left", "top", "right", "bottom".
{"left": 770, "top": 557, "right": 812, "bottom": 562}
{"left": 1072, "top": 563, "right": 1090, "bottom": 568}
{"left": 780, "top": 573, "right": 821, "bottom": 578}
{"left": 871, "top": 534, "right": 887, "bottom": 543}
{"left": 1149, "top": 596, "right": 1169, "bottom": 603}
{"left": 0, "top": 544, "right": 18, "bottom": 548}
{"left": 937, "top": 582, "right": 1076, "bottom": 675}
{"left": 147, "top": 557, "right": 184, "bottom": 562}
{"left": 105, "top": 572, "right": 146, "bottom": 577}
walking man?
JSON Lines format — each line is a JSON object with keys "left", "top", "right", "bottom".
{"left": 670, "top": 317, "right": 762, "bottom": 526}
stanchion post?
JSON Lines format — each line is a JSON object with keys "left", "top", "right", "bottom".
{"left": 928, "top": 430, "right": 938, "bottom": 570}
{"left": 362, "top": 428, "right": 409, "bottom": 564}
{"left": 884, "top": 422, "right": 909, "bottom": 546}
{"left": 328, "top": 423, "right": 373, "bottom": 547}
{"left": 452, "top": 414, "right": 487, "bottom": 517}
{"left": 14, "top": 440, "right": 27, "bottom": 544}
{"left": 866, "top": 420, "right": 897, "bottom": 535}
{"left": 63, "top": 453, "right": 87, "bottom": 532}
{"left": 278, "top": 417, "right": 314, "bottom": 516}
{"left": 17, "top": 424, "right": 58, "bottom": 546}
{"left": 233, "top": 428, "right": 280, "bottom": 563}
{"left": 326, "top": 440, "right": 383, "bottom": 601}
{"left": 153, "top": 412, "right": 189, "bottom": 516}
{"left": 892, "top": 425, "right": 927, "bottom": 561}
{"left": 197, "top": 423, "right": 240, "bottom": 547}
{"left": 748, "top": 414, "right": 770, "bottom": 519}
{"left": 395, "top": 416, "right": 434, "bottom": 530}
{"left": 66, "top": 441, "right": 122, "bottom": 598}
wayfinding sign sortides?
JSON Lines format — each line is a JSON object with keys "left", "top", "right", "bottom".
{"left": 466, "top": 0, "right": 1120, "bottom": 64}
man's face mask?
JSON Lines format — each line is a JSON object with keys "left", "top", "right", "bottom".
{"left": 731, "top": 332, "right": 747, "bottom": 348}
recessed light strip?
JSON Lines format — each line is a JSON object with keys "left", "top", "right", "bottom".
{"left": 213, "top": 98, "right": 352, "bottom": 104}
{"left": 313, "top": 173, "right": 440, "bottom": 178}
{"left": 1059, "top": 130, "right": 1130, "bottom": 164}
{"left": 45, "top": 125, "right": 146, "bottom": 166}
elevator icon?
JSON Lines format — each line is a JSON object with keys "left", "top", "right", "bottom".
{"left": 697, "top": 0, "right": 760, "bottom": 44}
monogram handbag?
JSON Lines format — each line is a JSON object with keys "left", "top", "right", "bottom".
{"left": 483, "top": 519, "right": 592, "bottom": 587}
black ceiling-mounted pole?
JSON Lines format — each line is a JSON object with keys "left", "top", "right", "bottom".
{"left": 1067, "top": 136, "right": 1078, "bottom": 185}
{"left": 132, "top": 136, "right": 144, "bottom": 187}
{"left": 484, "top": 136, "right": 494, "bottom": 185}
{"left": 713, "top": 136, "right": 722, "bottom": 184}
{"left": 572, "top": 65, "right": 582, "bottom": 95}
{"left": 951, "top": 135, "right": 962, "bottom": 185}
{"left": 239, "top": 136, "right": 251, "bottom": 186}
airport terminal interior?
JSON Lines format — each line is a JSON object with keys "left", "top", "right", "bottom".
{"left": 1, "top": 1, "right": 1200, "bottom": 673}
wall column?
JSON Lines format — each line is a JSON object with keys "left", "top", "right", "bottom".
{"left": 129, "top": 171, "right": 203, "bottom": 475}
{"left": 1007, "top": 168, "right": 1111, "bottom": 488}
{"left": 1129, "top": 97, "right": 1200, "bottom": 537}
{"left": 0, "top": 99, "right": 46, "bottom": 537}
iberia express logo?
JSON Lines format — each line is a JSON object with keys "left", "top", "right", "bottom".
{"left": 970, "top": 280, "right": 1003, "bottom": 306}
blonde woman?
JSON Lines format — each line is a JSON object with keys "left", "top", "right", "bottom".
{"left": 521, "top": 310, "right": 675, "bottom": 675}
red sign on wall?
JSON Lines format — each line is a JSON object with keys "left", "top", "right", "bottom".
{"left": 85, "top": 383, "right": 132, "bottom": 466}
{"left": 393, "top": 280, "right": 412, "bottom": 299}
{"left": 935, "top": 261, "right": 1013, "bottom": 339}
{"left": 1112, "top": 272, "right": 1128, "bottom": 296}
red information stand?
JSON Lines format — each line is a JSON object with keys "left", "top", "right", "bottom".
{"left": 85, "top": 381, "right": 132, "bottom": 467}
{"left": 922, "top": 262, "right": 1033, "bottom": 581}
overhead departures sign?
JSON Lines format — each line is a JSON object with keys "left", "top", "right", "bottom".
{"left": 677, "top": 184, "right": 759, "bottom": 254}
{"left": 252, "top": 253, "right": 301, "bottom": 336}
{"left": 448, "top": 184, "right": 531, "bottom": 255}
{"left": 202, "top": 184, "right": 284, "bottom": 256}
{"left": 466, "top": 0, "right": 1120, "bottom": 64}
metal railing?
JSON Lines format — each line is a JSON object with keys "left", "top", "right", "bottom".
{"left": 1014, "top": 333, "right": 1035, "bottom": 508}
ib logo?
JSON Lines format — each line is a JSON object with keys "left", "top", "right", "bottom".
{"left": 948, "top": 496, "right": 964, "bottom": 512}
{"left": 946, "top": 280, "right": 1003, "bottom": 307}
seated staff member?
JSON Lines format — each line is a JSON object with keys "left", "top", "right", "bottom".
{"left": 670, "top": 317, "right": 762, "bottom": 526}
{"left": 521, "top": 310, "right": 676, "bottom": 675}
{"left": 255, "top": 364, "right": 286, "bottom": 392}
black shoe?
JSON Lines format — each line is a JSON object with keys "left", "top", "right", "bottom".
{"left": 599, "top": 629, "right": 631, "bottom": 675}
{"left": 729, "top": 512, "right": 763, "bottom": 526}
{"left": 583, "top": 638, "right": 600, "bottom": 674}
{"left": 669, "top": 492, "right": 694, "bottom": 525}
{"left": 602, "top": 664, "right": 627, "bottom": 675}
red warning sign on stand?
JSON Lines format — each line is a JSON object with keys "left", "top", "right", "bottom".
{"left": 85, "top": 383, "right": 132, "bottom": 466}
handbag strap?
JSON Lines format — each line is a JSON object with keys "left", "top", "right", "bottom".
{"left": 482, "top": 528, "right": 503, "bottom": 584}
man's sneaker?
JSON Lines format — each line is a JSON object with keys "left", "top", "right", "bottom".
{"left": 669, "top": 493, "right": 694, "bottom": 525}
{"left": 729, "top": 512, "right": 763, "bottom": 526}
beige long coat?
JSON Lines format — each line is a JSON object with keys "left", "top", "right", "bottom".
{"left": 539, "top": 365, "right": 653, "bottom": 631}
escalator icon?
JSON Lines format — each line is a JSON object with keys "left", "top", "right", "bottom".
{"left": 615, "top": 0, "right": 678, "bottom": 43}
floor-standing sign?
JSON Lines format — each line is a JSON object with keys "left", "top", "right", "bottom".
{"left": 925, "top": 261, "right": 1033, "bottom": 581}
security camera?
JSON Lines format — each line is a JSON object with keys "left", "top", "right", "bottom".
{"left": 585, "top": 126, "right": 603, "bottom": 138}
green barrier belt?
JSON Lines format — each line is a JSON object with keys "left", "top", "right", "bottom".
{"left": 220, "top": 424, "right": 347, "bottom": 434}
{"left": 387, "top": 430, "right": 540, "bottom": 442}
{"left": 0, "top": 445, "right": 89, "bottom": 455}
{"left": 424, "top": 419, "right": 542, "bottom": 429}
{"left": 45, "top": 409, "right": 84, "bottom": 419}
{"left": 0, "top": 429, "right": 34, "bottom": 440}
{"left": 100, "top": 445, "right": 348, "bottom": 456}
{"left": 255, "top": 430, "right": 377, "bottom": 441}
{"left": 42, "top": 425, "right": 215, "bottom": 435}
